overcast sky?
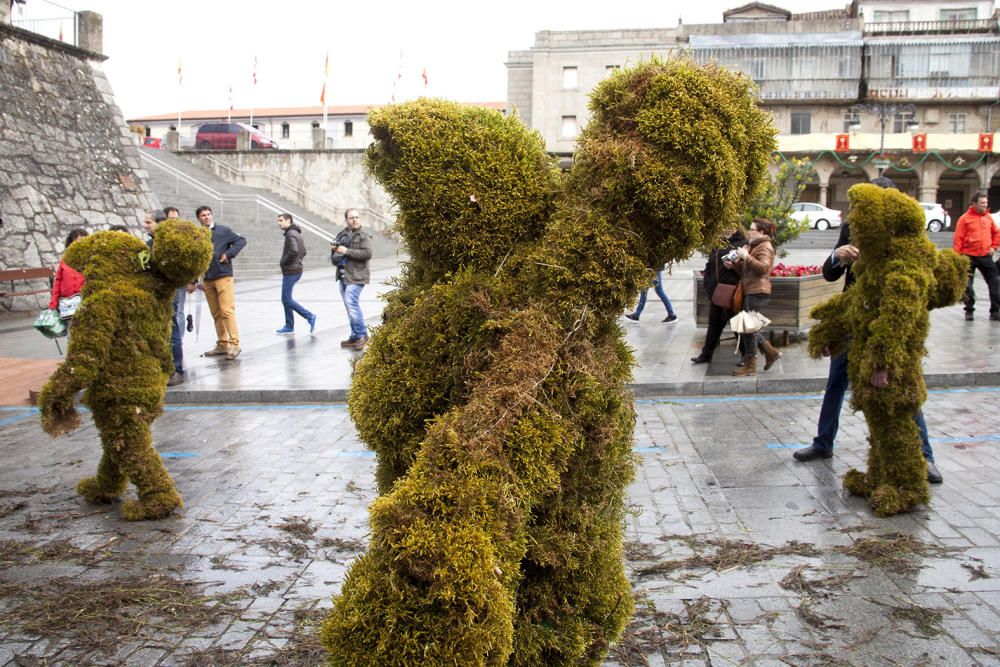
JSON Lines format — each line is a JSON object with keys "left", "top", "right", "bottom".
{"left": 15, "top": 0, "right": 839, "bottom": 118}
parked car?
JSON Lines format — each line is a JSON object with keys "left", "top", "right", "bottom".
{"left": 919, "top": 202, "right": 951, "bottom": 232}
{"left": 142, "top": 136, "right": 162, "bottom": 149}
{"left": 790, "top": 202, "right": 842, "bottom": 230}
{"left": 194, "top": 122, "right": 278, "bottom": 150}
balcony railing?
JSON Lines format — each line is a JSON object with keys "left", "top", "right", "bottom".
{"left": 865, "top": 19, "right": 997, "bottom": 36}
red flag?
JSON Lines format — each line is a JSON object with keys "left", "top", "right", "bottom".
{"left": 320, "top": 53, "right": 329, "bottom": 105}
{"left": 58, "top": 23, "right": 63, "bottom": 41}
{"left": 980, "top": 133, "right": 995, "bottom": 153}
{"left": 912, "top": 133, "right": 927, "bottom": 153}
{"left": 422, "top": 67, "right": 428, "bottom": 89}
{"left": 252, "top": 57, "right": 258, "bottom": 86}
{"left": 177, "top": 59, "right": 183, "bottom": 86}
{"left": 835, "top": 134, "right": 850, "bottom": 153}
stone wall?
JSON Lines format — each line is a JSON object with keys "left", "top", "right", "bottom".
{"left": 0, "top": 21, "right": 158, "bottom": 311}
{"left": 181, "top": 150, "right": 396, "bottom": 234}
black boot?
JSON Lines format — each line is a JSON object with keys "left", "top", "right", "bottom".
{"left": 691, "top": 353, "right": 712, "bottom": 364}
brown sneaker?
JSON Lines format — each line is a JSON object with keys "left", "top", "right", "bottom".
{"left": 204, "top": 346, "right": 228, "bottom": 356}
{"left": 351, "top": 336, "right": 369, "bottom": 350}
{"left": 340, "top": 337, "right": 359, "bottom": 348}
{"left": 226, "top": 346, "right": 241, "bottom": 360}
{"left": 167, "top": 372, "right": 184, "bottom": 387}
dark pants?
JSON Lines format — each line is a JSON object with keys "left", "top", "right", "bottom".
{"left": 742, "top": 294, "right": 769, "bottom": 357}
{"left": 170, "top": 287, "right": 184, "bottom": 374}
{"left": 281, "top": 273, "right": 314, "bottom": 328}
{"left": 812, "top": 350, "right": 933, "bottom": 461}
{"left": 699, "top": 302, "right": 739, "bottom": 359}
{"left": 964, "top": 254, "right": 1000, "bottom": 314}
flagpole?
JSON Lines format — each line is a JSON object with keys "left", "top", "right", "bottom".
{"left": 177, "top": 59, "right": 183, "bottom": 145}
{"left": 249, "top": 57, "right": 257, "bottom": 149}
{"left": 322, "top": 52, "right": 329, "bottom": 131}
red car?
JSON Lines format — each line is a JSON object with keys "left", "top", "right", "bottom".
{"left": 142, "top": 136, "right": 162, "bottom": 149}
{"left": 194, "top": 122, "right": 278, "bottom": 150}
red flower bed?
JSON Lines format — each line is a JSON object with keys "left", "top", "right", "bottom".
{"left": 770, "top": 263, "right": 822, "bottom": 277}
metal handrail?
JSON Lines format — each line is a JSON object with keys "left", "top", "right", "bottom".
{"left": 195, "top": 153, "right": 396, "bottom": 231}
{"left": 199, "top": 154, "right": 344, "bottom": 222}
{"left": 139, "top": 150, "right": 335, "bottom": 243}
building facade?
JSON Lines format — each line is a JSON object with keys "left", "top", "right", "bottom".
{"left": 128, "top": 102, "right": 506, "bottom": 152}
{"left": 506, "top": 0, "right": 1000, "bottom": 222}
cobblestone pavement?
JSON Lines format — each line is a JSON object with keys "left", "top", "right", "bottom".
{"left": 2, "top": 388, "right": 1000, "bottom": 665}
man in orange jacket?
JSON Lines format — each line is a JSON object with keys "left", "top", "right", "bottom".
{"left": 953, "top": 191, "right": 1000, "bottom": 321}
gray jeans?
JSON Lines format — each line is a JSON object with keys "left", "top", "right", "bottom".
{"left": 742, "top": 293, "right": 770, "bottom": 357}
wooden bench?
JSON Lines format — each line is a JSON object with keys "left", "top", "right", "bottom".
{"left": 0, "top": 267, "right": 55, "bottom": 299}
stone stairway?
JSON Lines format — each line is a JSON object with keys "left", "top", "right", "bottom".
{"left": 139, "top": 147, "right": 362, "bottom": 280}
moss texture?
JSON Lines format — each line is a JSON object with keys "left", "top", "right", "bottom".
{"left": 808, "top": 185, "right": 967, "bottom": 516}
{"left": 324, "top": 59, "right": 775, "bottom": 665}
{"left": 38, "top": 221, "right": 213, "bottom": 521}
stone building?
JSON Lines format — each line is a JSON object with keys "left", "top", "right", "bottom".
{"left": 506, "top": 0, "right": 1000, "bottom": 222}
{"left": 0, "top": 6, "right": 159, "bottom": 310}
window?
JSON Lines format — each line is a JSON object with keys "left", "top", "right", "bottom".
{"left": 947, "top": 113, "right": 966, "bottom": 133}
{"left": 605, "top": 65, "right": 620, "bottom": 76}
{"left": 344, "top": 121, "right": 353, "bottom": 138}
{"left": 872, "top": 9, "right": 909, "bottom": 22}
{"left": 281, "top": 122, "right": 290, "bottom": 139}
{"left": 843, "top": 111, "right": 861, "bottom": 132}
{"left": 560, "top": 116, "right": 578, "bottom": 139}
{"left": 748, "top": 58, "right": 765, "bottom": 80}
{"left": 892, "top": 111, "right": 916, "bottom": 133}
{"left": 790, "top": 112, "right": 811, "bottom": 135}
{"left": 940, "top": 8, "right": 976, "bottom": 21}
{"left": 562, "top": 66, "right": 578, "bottom": 89}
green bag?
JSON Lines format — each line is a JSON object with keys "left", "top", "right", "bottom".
{"left": 34, "top": 308, "right": 67, "bottom": 339}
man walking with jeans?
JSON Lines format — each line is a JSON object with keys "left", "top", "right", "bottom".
{"left": 333, "top": 208, "right": 372, "bottom": 350}
{"left": 953, "top": 191, "right": 1000, "bottom": 321}
{"left": 197, "top": 206, "right": 247, "bottom": 360}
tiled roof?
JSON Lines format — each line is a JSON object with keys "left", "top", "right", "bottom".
{"left": 128, "top": 101, "right": 506, "bottom": 123}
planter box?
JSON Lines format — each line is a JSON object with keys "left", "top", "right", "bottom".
{"left": 693, "top": 271, "right": 844, "bottom": 333}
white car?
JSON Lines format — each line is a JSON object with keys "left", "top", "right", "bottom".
{"left": 920, "top": 202, "right": 951, "bottom": 232}
{"left": 790, "top": 202, "right": 842, "bottom": 231}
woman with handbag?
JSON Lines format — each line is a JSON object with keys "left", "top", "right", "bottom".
{"left": 691, "top": 227, "right": 747, "bottom": 364}
{"left": 727, "top": 218, "right": 781, "bottom": 376}
{"left": 49, "top": 228, "right": 88, "bottom": 333}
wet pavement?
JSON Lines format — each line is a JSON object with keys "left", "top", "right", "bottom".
{"left": 2, "top": 389, "right": 1000, "bottom": 664}
{"left": 2, "top": 240, "right": 998, "bottom": 405}
{"left": 2, "top": 235, "right": 1000, "bottom": 664}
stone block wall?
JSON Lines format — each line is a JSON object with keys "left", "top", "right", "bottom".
{"left": 0, "top": 22, "right": 158, "bottom": 311}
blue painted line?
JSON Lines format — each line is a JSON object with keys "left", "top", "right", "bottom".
{"left": 767, "top": 433, "right": 1000, "bottom": 449}
{"left": 335, "top": 450, "right": 376, "bottom": 458}
{"left": 634, "top": 447, "right": 665, "bottom": 453}
{"left": 0, "top": 406, "right": 39, "bottom": 412}
{"left": 639, "top": 386, "right": 1000, "bottom": 406}
{"left": 160, "top": 452, "right": 198, "bottom": 459}
{"left": 0, "top": 411, "right": 34, "bottom": 427}
{"left": 164, "top": 403, "right": 347, "bottom": 412}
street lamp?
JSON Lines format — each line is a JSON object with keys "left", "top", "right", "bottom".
{"left": 850, "top": 101, "right": 918, "bottom": 176}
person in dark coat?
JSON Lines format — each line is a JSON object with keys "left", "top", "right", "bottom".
{"left": 275, "top": 213, "right": 317, "bottom": 334}
{"left": 691, "top": 227, "right": 747, "bottom": 364}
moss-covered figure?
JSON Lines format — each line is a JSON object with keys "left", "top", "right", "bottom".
{"left": 808, "top": 184, "right": 967, "bottom": 516}
{"left": 322, "top": 58, "right": 775, "bottom": 665}
{"left": 38, "top": 221, "right": 213, "bottom": 521}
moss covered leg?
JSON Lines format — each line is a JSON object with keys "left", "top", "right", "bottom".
{"left": 76, "top": 448, "right": 127, "bottom": 503}
{"left": 95, "top": 405, "right": 181, "bottom": 521}
{"left": 864, "top": 409, "right": 929, "bottom": 516}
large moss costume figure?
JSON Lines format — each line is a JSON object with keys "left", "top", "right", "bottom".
{"left": 39, "top": 221, "right": 213, "bottom": 521}
{"left": 321, "top": 58, "right": 775, "bottom": 665}
{"left": 808, "top": 184, "right": 967, "bottom": 516}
